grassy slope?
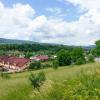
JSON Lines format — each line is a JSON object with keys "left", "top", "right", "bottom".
{"left": 0, "top": 63, "right": 100, "bottom": 100}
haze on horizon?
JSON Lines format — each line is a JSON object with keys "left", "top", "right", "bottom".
{"left": 0, "top": 0, "right": 100, "bottom": 46}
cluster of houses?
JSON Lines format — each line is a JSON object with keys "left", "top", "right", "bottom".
{"left": 0, "top": 56, "right": 31, "bottom": 72}
{"left": 0, "top": 54, "right": 100, "bottom": 73}
{"left": 0, "top": 55, "right": 49, "bottom": 72}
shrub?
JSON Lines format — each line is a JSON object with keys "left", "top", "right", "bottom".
{"left": 29, "top": 61, "right": 41, "bottom": 70}
{"left": 75, "top": 58, "right": 85, "bottom": 65}
{"left": 88, "top": 54, "right": 94, "bottom": 63}
{"left": 52, "top": 60, "right": 59, "bottom": 69}
{"left": 29, "top": 71, "right": 46, "bottom": 91}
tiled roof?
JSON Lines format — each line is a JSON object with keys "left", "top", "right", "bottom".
{"left": 36, "top": 55, "right": 49, "bottom": 60}
{"left": 31, "top": 55, "right": 49, "bottom": 61}
{"left": 0, "top": 56, "right": 30, "bottom": 67}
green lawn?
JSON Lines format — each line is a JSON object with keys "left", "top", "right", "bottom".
{"left": 0, "top": 63, "right": 100, "bottom": 100}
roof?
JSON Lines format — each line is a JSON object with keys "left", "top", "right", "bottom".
{"left": 0, "top": 56, "right": 31, "bottom": 67}
{"left": 30, "top": 55, "right": 49, "bottom": 61}
{"left": 36, "top": 55, "right": 48, "bottom": 60}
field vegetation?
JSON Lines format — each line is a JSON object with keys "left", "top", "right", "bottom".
{"left": 0, "top": 63, "right": 100, "bottom": 100}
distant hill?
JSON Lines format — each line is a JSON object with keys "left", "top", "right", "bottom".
{"left": 82, "top": 45, "right": 95, "bottom": 51}
{"left": 0, "top": 38, "right": 95, "bottom": 50}
{"left": 0, "top": 38, "right": 37, "bottom": 44}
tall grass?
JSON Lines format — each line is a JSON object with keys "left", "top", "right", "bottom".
{"left": 33, "top": 68, "right": 100, "bottom": 100}
{"left": 0, "top": 63, "right": 100, "bottom": 100}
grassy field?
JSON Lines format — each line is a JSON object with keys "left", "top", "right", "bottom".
{"left": 0, "top": 63, "right": 100, "bottom": 100}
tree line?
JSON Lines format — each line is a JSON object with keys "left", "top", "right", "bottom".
{"left": 0, "top": 43, "right": 73, "bottom": 52}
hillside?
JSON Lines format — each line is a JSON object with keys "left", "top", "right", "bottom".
{"left": 0, "top": 63, "right": 100, "bottom": 100}
{"left": 0, "top": 38, "right": 37, "bottom": 44}
{"left": 0, "top": 38, "right": 95, "bottom": 51}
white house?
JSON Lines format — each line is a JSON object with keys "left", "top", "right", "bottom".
{"left": 94, "top": 57, "right": 100, "bottom": 62}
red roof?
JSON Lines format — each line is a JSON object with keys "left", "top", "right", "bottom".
{"left": 0, "top": 56, "right": 30, "bottom": 67}
{"left": 36, "top": 55, "right": 48, "bottom": 60}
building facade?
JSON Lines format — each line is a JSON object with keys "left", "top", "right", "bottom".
{"left": 0, "top": 56, "right": 31, "bottom": 72}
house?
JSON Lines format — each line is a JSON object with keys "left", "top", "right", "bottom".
{"left": 94, "top": 57, "right": 100, "bottom": 62}
{"left": 30, "top": 55, "right": 49, "bottom": 61}
{"left": 0, "top": 56, "right": 31, "bottom": 72}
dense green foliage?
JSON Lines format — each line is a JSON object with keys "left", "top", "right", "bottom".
{"left": 0, "top": 44, "right": 73, "bottom": 53}
{"left": 75, "top": 58, "right": 85, "bottom": 65}
{"left": 91, "top": 40, "right": 100, "bottom": 57}
{"left": 57, "top": 49, "right": 71, "bottom": 66}
{"left": 71, "top": 47, "right": 85, "bottom": 62}
{"left": 88, "top": 54, "right": 94, "bottom": 63}
{"left": 57, "top": 48, "right": 85, "bottom": 66}
{"left": 24, "top": 52, "right": 34, "bottom": 58}
{"left": 29, "top": 61, "right": 42, "bottom": 70}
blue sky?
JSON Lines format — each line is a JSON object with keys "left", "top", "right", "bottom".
{"left": 2, "top": 0, "right": 80, "bottom": 21}
{"left": 0, "top": 0, "right": 100, "bottom": 45}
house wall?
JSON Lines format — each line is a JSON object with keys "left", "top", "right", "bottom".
{"left": 0, "top": 61, "right": 31, "bottom": 72}
{"left": 94, "top": 58, "right": 100, "bottom": 62}
{"left": 20, "top": 61, "right": 31, "bottom": 70}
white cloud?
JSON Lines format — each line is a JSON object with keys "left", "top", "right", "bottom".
{"left": 0, "top": 1, "right": 100, "bottom": 45}
{"left": 0, "top": 2, "right": 71, "bottom": 44}
{"left": 0, "top": 2, "right": 35, "bottom": 40}
{"left": 56, "top": 0, "right": 100, "bottom": 45}
{"left": 63, "top": 0, "right": 100, "bottom": 11}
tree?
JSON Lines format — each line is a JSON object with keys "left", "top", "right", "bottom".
{"left": 88, "top": 54, "right": 94, "bottom": 63}
{"left": 92, "top": 40, "right": 100, "bottom": 57}
{"left": 57, "top": 49, "right": 71, "bottom": 66}
{"left": 71, "top": 47, "right": 85, "bottom": 63}
{"left": 25, "top": 52, "right": 33, "bottom": 58}
{"left": 75, "top": 58, "right": 85, "bottom": 65}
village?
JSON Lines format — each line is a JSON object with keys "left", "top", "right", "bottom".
{"left": 0, "top": 42, "right": 100, "bottom": 100}
{"left": 0, "top": 0, "right": 100, "bottom": 99}
{"left": 0, "top": 53, "right": 100, "bottom": 73}
{"left": 0, "top": 54, "right": 54, "bottom": 72}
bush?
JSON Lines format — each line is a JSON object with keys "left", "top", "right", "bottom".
{"left": 75, "top": 58, "right": 85, "bottom": 65}
{"left": 52, "top": 60, "right": 59, "bottom": 69}
{"left": 88, "top": 54, "right": 94, "bottom": 63}
{"left": 29, "top": 61, "right": 41, "bottom": 70}
{"left": 29, "top": 71, "right": 46, "bottom": 91}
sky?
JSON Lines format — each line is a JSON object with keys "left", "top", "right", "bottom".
{"left": 0, "top": 0, "right": 100, "bottom": 46}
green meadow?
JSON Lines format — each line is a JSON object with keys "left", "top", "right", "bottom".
{"left": 0, "top": 63, "right": 100, "bottom": 100}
